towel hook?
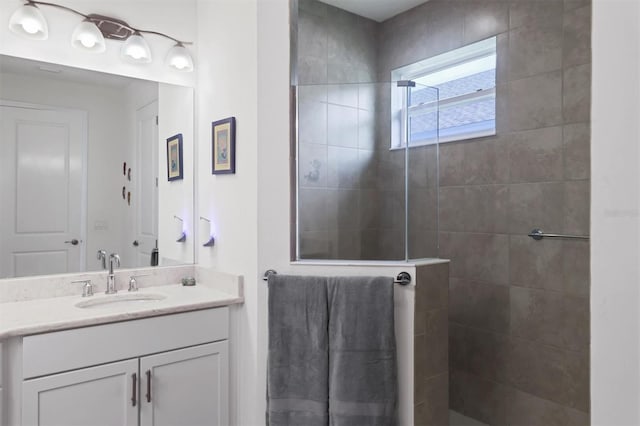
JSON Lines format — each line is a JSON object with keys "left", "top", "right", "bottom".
{"left": 263, "top": 269, "right": 277, "bottom": 281}
{"left": 394, "top": 272, "right": 411, "bottom": 286}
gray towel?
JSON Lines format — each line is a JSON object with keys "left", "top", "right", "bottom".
{"left": 327, "top": 277, "right": 397, "bottom": 426}
{"left": 267, "top": 275, "right": 397, "bottom": 426}
{"left": 267, "top": 275, "right": 329, "bottom": 426}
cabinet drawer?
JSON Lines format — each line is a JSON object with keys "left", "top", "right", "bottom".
{"left": 23, "top": 308, "right": 228, "bottom": 379}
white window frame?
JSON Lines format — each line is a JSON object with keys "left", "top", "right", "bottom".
{"left": 391, "top": 36, "right": 497, "bottom": 149}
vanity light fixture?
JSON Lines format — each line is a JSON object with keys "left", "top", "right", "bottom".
{"left": 8, "top": 0, "right": 194, "bottom": 71}
{"left": 8, "top": 2, "right": 47, "bottom": 40}
{"left": 122, "top": 32, "right": 152, "bottom": 63}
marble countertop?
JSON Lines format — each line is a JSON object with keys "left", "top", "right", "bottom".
{"left": 0, "top": 283, "right": 243, "bottom": 339}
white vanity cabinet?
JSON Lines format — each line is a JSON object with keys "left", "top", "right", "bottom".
{"left": 22, "top": 359, "right": 139, "bottom": 425}
{"left": 6, "top": 308, "right": 229, "bottom": 426}
{"left": 139, "top": 342, "right": 228, "bottom": 426}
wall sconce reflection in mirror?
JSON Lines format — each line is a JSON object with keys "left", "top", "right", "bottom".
{"left": 8, "top": 1, "right": 194, "bottom": 71}
{"left": 174, "top": 215, "right": 187, "bottom": 243}
{"left": 199, "top": 217, "right": 215, "bottom": 247}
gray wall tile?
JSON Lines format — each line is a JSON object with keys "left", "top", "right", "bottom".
{"left": 416, "top": 309, "right": 449, "bottom": 379}
{"left": 327, "top": 105, "right": 358, "bottom": 148}
{"left": 463, "top": 1, "right": 509, "bottom": 44}
{"left": 298, "top": 10, "right": 328, "bottom": 84}
{"left": 509, "top": 235, "right": 564, "bottom": 291}
{"left": 439, "top": 185, "right": 509, "bottom": 233}
{"left": 298, "top": 86, "right": 327, "bottom": 145}
{"left": 450, "top": 324, "right": 510, "bottom": 382}
{"left": 449, "top": 278, "right": 510, "bottom": 333}
{"left": 509, "top": 0, "right": 564, "bottom": 29}
{"left": 298, "top": 188, "right": 329, "bottom": 231}
{"left": 439, "top": 137, "right": 510, "bottom": 186}
{"left": 509, "top": 71, "right": 563, "bottom": 131}
{"left": 563, "top": 180, "right": 590, "bottom": 235}
{"left": 414, "top": 373, "right": 449, "bottom": 426}
{"left": 439, "top": 232, "right": 509, "bottom": 284}
{"left": 562, "top": 240, "right": 590, "bottom": 296}
{"left": 508, "top": 126, "right": 564, "bottom": 183}
{"left": 298, "top": 143, "right": 327, "bottom": 188}
{"left": 327, "top": 146, "right": 361, "bottom": 188}
{"left": 509, "top": 24, "right": 563, "bottom": 80}
{"left": 563, "top": 122, "right": 590, "bottom": 180}
{"left": 508, "top": 339, "right": 589, "bottom": 411}
{"left": 564, "top": 0, "right": 591, "bottom": 11}
{"left": 507, "top": 388, "right": 590, "bottom": 425}
{"left": 563, "top": 63, "right": 591, "bottom": 124}
{"left": 563, "top": 5, "right": 592, "bottom": 68}
{"left": 409, "top": 187, "right": 438, "bottom": 231}
{"left": 416, "top": 262, "right": 449, "bottom": 311}
{"left": 508, "top": 182, "right": 564, "bottom": 235}
{"left": 450, "top": 370, "right": 510, "bottom": 425}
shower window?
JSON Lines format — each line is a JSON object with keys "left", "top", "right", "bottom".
{"left": 391, "top": 36, "right": 497, "bottom": 148}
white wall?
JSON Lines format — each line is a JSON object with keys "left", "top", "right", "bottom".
{"left": 0, "top": 72, "right": 131, "bottom": 271}
{"left": 591, "top": 1, "right": 640, "bottom": 424}
{"left": 0, "top": 0, "right": 197, "bottom": 87}
{"left": 196, "top": 1, "right": 259, "bottom": 424}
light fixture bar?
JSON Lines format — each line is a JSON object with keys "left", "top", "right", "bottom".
{"left": 24, "top": 0, "right": 192, "bottom": 45}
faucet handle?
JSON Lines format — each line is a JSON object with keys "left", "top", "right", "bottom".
{"left": 110, "top": 253, "right": 121, "bottom": 267}
{"left": 72, "top": 280, "right": 93, "bottom": 297}
{"left": 97, "top": 250, "right": 107, "bottom": 270}
{"left": 128, "top": 274, "right": 150, "bottom": 292}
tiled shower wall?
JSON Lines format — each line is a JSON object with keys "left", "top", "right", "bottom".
{"left": 297, "top": 0, "right": 591, "bottom": 423}
{"left": 380, "top": 0, "right": 591, "bottom": 423}
{"left": 297, "top": 0, "right": 382, "bottom": 259}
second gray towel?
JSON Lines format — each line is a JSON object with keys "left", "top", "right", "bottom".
{"left": 267, "top": 275, "right": 397, "bottom": 426}
{"left": 267, "top": 275, "right": 329, "bottom": 426}
{"left": 327, "top": 276, "right": 397, "bottom": 426}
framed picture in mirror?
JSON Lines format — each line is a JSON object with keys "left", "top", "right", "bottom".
{"left": 212, "top": 117, "right": 236, "bottom": 174}
{"left": 167, "top": 133, "right": 184, "bottom": 181}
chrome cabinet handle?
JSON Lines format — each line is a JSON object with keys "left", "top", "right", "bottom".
{"left": 64, "top": 239, "right": 80, "bottom": 245}
{"left": 145, "top": 370, "right": 152, "bottom": 403}
{"left": 131, "top": 373, "right": 137, "bottom": 407}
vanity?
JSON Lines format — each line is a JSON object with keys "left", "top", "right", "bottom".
{"left": 0, "top": 266, "right": 243, "bottom": 426}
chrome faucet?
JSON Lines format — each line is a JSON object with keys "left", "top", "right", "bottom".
{"left": 106, "top": 253, "right": 121, "bottom": 294}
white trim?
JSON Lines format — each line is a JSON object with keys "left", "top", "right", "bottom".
{"left": 391, "top": 36, "right": 497, "bottom": 149}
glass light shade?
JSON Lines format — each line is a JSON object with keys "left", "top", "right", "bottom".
{"left": 71, "top": 21, "right": 106, "bottom": 53}
{"left": 165, "top": 44, "right": 194, "bottom": 72}
{"left": 9, "top": 4, "right": 48, "bottom": 40}
{"left": 121, "top": 34, "right": 152, "bottom": 63}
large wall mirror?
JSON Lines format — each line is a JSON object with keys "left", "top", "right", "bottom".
{"left": 0, "top": 55, "right": 195, "bottom": 279}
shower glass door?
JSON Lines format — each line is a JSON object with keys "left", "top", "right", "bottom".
{"left": 296, "top": 82, "right": 438, "bottom": 261}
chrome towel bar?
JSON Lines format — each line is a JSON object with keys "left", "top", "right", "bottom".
{"left": 262, "top": 270, "right": 412, "bottom": 286}
{"left": 528, "top": 228, "right": 590, "bottom": 241}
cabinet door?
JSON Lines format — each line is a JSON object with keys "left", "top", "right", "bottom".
{"left": 22, "top": 359, "right": 138, "bottom": 426}
{"left": 140, "top": 341, "right": 228, "bottom": 426}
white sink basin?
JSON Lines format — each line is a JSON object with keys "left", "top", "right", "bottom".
{"left": 75, "top": 293, "right": 166, "bottom": 309}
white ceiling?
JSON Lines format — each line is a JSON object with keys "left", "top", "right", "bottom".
{"left": 320, "top": 0, "right": 429, "bottom": 22}
{"left": 0, "top": 55, "right": 147, "bottom": 89}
